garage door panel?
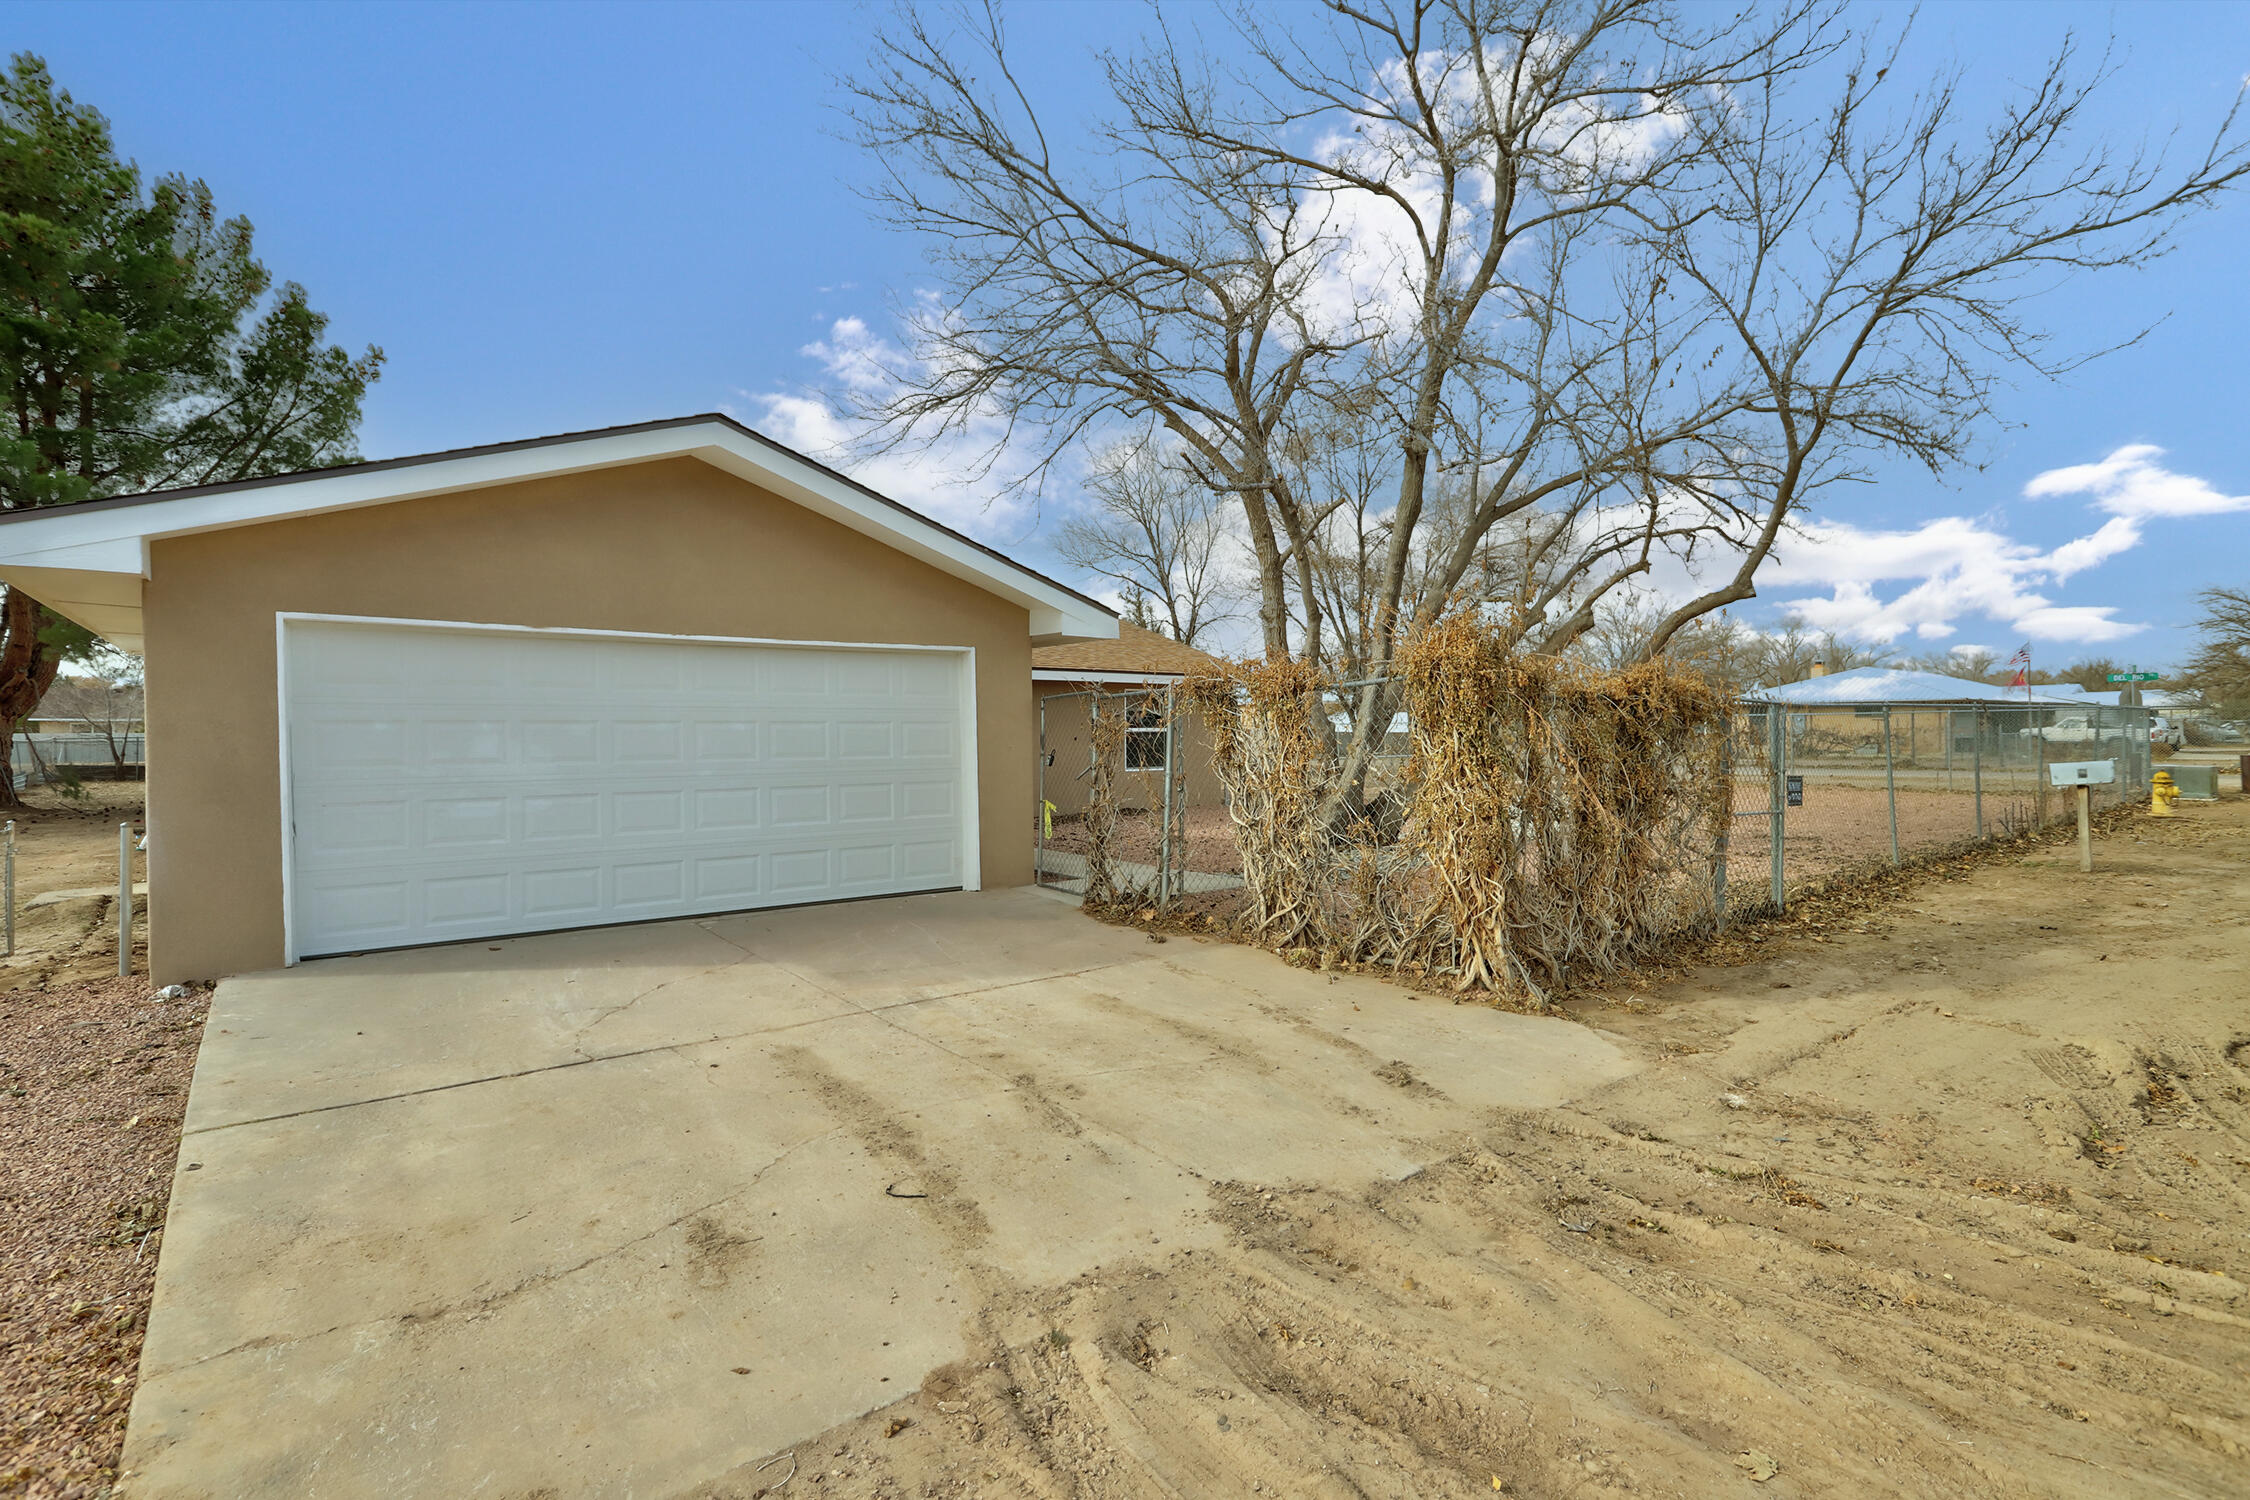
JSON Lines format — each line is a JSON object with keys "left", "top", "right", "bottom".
{"left": 524, "top": 867, "right": 604, "bottom": 919}
{"left": 285, "top": 622, "right": 969, "bottom": 957}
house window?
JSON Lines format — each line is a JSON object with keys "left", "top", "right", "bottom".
{"left": 1124, "top": 709, "right": 1168, "bottom": 770}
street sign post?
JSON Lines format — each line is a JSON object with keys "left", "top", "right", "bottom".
{"left": 2106, "top": 671, "right": 2159, "bottom": 683}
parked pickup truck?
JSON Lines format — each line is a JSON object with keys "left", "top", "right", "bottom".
{"left": 2019, "top": 715, "right": 2135, "bottom": 745}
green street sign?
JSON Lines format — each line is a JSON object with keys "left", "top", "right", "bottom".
{"left": 2107, "top": 671, "right": 2159, "bottom": 683}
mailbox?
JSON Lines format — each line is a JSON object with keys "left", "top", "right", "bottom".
{"left": 2047, "top": 759, "right": 2116, "bottom": 787}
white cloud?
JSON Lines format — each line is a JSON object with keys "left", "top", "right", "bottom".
{"left": 1758, "top": 514, "right": 2145, "bottom": 644}
{"left": 1741, "top": 446, "right": 2249, "bottom": 648}
{"left": 1284, "top": 43, "right": 1691, "bottom": 346}
{"left": 2023, "top": 443, "right": 2250, "bottom": 519}
{"left": 730, "top": 310, "right": 1051, "bottom": 543}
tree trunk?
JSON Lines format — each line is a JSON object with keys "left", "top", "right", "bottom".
{"left": 0, "top": 587, "right": 67, "bottom": 810}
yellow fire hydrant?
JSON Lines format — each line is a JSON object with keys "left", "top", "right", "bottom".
{"left": 2150, "top": 769, "right": 2179, "bottom": 817}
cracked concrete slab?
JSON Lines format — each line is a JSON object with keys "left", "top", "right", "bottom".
{"left": 122, "top": 887, "right": 1633, "bottom": 1497}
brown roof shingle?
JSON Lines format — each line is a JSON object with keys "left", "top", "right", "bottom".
{"left": 1032, "top": 621, "right": 1223, "bottom": 678}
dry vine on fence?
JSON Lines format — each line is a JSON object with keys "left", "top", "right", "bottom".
{"left": 1081, "top": 697, "right": 1127, "bottom": 906}
{"left": 1179, "top": 615, "right": 1731, "bottom": 1007}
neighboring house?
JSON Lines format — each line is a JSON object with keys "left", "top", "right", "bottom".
{"left": 1033, "top": 622, "right": 1227, "bottom": 817}
{"left": 0, "top": 415, "right": 1116, "bottom": 981}
{"left": 2143, "top": 688, "right": 2214, "bottom": 723}
{"left": 1743, "top": 664, "right": 2089, "bottom": 760}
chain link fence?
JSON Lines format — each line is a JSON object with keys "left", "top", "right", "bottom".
{"left": 1037, "top": 678, "right": 2154, "bottom": 945}
{"left": 1034, "top": 686, "right": 1242, "bottom": 902}
{"left": 1725, "top": 697, "right": 2153, "bottom": 916}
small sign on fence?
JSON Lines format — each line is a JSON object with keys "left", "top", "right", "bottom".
{"left": 1785, "top": 774, "right": 1803, "bottom": 807}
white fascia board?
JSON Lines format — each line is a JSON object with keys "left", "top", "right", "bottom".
{"left": 0, "top": 421, "right": 1118, "bottom": 642}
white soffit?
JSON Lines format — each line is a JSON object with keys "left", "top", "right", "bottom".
{"left": 0, "top": 417, "right": 1117, "bottom": 652}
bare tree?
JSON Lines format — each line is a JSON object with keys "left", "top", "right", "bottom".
{"left": 845, "top": 2, "right": 2247, "bottom": 813}
{"left": 1626, "top": 38, "right": 2250, "bottom": 659}
{"left": 1056, "top": 438, "right": 1238, "bottom": 645}
{"left": 1901, "top": 646, "right": 2001, "bottom": 683}
{"left": 34, "top": 654, "right": 143, "bottom": 773}
{"left": 847, "top": 0, "right": 1827, "bottom": 802}
{"left": 2184, "top": 586, "right": 2250, "bottom": 717}
{"left": 1583, "top": 599, "right": 1888, "bottom": 693}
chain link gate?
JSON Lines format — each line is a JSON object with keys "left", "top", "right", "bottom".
{"left": 1035, "top": 684, "right": 1243, "bottom": 905}
{"left": 1035, "top": 685, "right": 1184, "bottom": 901}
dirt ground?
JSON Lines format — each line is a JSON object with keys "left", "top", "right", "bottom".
{"left": 0, "top": 783, "right": 148, "bottom": 992}
{"left": 693, "top": 799, "right": 2250, "bottom": 1499}
{"left": 1723, "top": 781, "right": 2091, "bottom": 899}
{"left": 1045, "top": 806, "right": 1245, "bottom": 879}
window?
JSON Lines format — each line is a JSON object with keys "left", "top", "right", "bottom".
{"left": 1124, "top": 709, "right": 1169, "bottom": 770}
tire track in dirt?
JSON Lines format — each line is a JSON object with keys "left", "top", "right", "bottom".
{"left": 683, "top": 805, "right": 2250, "bottom": 1499}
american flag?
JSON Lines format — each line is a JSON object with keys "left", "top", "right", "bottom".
{"left": 2008, "top": 643, "right": 2030, "bottom": 692}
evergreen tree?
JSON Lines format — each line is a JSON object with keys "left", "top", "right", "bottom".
{"left": 0, "top": 54, "right": 381, "bottom": 801}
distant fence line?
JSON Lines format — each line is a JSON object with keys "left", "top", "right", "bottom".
{"left": 10, "top": 732, "right": 146, "bottom": 789}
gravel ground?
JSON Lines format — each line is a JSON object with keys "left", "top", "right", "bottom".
{"left": 1, "top": 977, "right": 208, "bottom": 1498}
{"left": 1045, "top": 806, "right": 1244, "bottom": 877}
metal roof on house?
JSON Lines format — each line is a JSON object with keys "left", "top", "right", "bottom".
{"left": 1743, "top": 666, "right": 2086, "bottom": 707}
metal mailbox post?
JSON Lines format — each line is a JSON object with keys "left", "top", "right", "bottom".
{"left": 2049, "top": 759, "right": 2116, "bottom": 873}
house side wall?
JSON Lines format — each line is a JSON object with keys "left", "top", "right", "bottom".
{"left": 1035, "top": 684, "right": 1225, "bottom": 817}
{"left": 142, "top": 457, "right": 1032, "bottom": 981}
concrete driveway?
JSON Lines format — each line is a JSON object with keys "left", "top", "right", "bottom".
{"left": 122, "top": 888, "right": 1633, "bottom": 1498}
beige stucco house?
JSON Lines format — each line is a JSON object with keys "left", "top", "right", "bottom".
{"left": 1033, "top": 622, "right": 1227, "bottom": 817}
{"left": 0, "top": 415, "right": 1115, "bottom": 982}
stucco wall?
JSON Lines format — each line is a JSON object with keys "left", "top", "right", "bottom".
{"left": 142, "top": 457, "right": 1033, "bottom": 981}
{"left": 1035, "top": 683, "right": 1225, "bottom": 817}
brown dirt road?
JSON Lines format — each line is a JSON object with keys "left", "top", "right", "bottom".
{"left": 695, "top": 801, "right": 2250, "bottom": 1499}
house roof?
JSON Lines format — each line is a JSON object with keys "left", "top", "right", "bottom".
{"left": 0, "top": 414, "right": 1118, "bottom": 655}
{"left": 1031, "top": 621, "right": 1223, "bottom": 681}
{"left": 1744, "top": 666, "right": 2086, "bottom": 707}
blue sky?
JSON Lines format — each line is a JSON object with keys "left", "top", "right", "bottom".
{"left": 12, "top": 0, "right": 2249, "bottom": 671}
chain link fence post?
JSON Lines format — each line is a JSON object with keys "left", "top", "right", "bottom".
{"left": 2035, "top": 705, "right": 2048, "bottom": 829}
{"left": 1158, "top": 684, "right": 1177, "bottom": 905}
{"left": 1973, "top": 705, "right": 1985, "bottom": 839}
{"left": 1883, "top": 705, "right": 1900, "bottom": 865}
{"left": 118, "top": 821, "right": 133, "bottom": 978}
{"left": 1713, "top": 716, "right": 1732, "bottom": 928}
{"left": 1769, "top": 702, "right": 1786, "bottom": 911}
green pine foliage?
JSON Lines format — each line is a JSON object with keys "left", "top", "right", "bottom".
{"left": 0, "top": 53, "right": 382, "bottom": 792}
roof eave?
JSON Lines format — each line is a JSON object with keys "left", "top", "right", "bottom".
{"left": 0, "top": 416, "right": 1117, "bottom": 652}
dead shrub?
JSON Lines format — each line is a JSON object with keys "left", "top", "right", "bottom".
{"left": 1082, "top": 695, "right": 1127, "bottom": 905}
{"left": 1181, "top": 615, "right": 1730, "bottom": 1006}
{"left": 1181, "top": 659, "right": 1333, "bottom": 949}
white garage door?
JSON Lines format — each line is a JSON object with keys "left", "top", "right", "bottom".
{"left": 281, "top": 618, "right": 973, "bottom": 959}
